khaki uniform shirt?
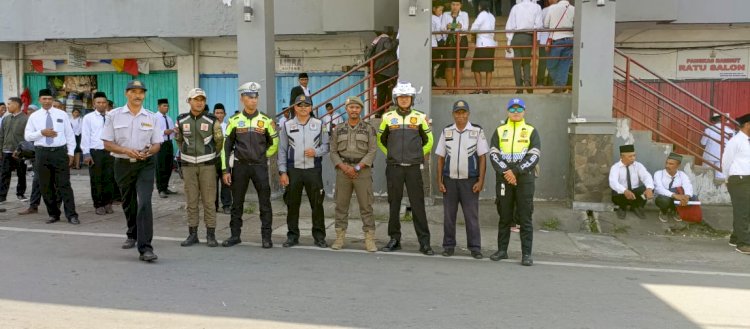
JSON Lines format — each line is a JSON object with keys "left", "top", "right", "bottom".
{"left": 330, "top": 120, "right": 377, "bottom": 167}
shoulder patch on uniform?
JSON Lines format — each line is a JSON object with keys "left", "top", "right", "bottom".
{"left": 444, "top": 123, "right": 453, "bottom": 129}
{"left": 176, "top": 113, "right": 189, "bottom": 120}
{"left": 413, "top": 109, "right": 425, "bottom": 115}
{"left": 472, "top": 123, "right": 482, "bottom": 129}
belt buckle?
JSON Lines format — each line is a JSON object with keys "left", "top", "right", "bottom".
{"left": 129, "top": 158, "right": 137, "bottom": 163}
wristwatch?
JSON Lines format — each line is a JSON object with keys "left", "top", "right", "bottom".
{"left": 354, "top": 164, "right": 361, "bottom": 172}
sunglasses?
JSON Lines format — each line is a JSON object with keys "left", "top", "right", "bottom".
{"left": 508, "top": 106, "right": 525, "bottom": 113}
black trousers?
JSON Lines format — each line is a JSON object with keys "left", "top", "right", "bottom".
{"left": 496, "top": 177, "right": 535, "bottom": 255}
{"left": 0, "top": 153, "right": 26, "bottom": 199}
{"left": 229, "top": 163, "right": 273, "bottom": 239}
{"left": 285, "top": 167, "right": 326, "bottom": 242}
{"left": 611, "top": 185, "right": 647, "bottom": 210}
{"left": 374, "top": 74, "right": 395, "bottom": 115}
{"left": 155, "top": 141, "right": 173, "bottom": 192}
{"left": 215, "top": 161, "right": 232, "bottom": 210}
{"left": 511, "top": 33, "right": 533, "bottom": 93}
{"left": 727, "top": 175, "right": 750, "bottom": 247}
{"left": 89, "top": 149, "right": 115, "bottom": 208}
{"left": 35, "top": 147, "right": 77, "bottom": 220}
{"left": 386, "top": 164, "right": 430, "bottom": 246}
{"left": 114, "top": 157, "right": 155, "bottom": 254}
{"left": 654, "top": 188, "right": 699, "bottom": 214}
{"left": 443, "top": 177, "right": 481, "bottom": 251}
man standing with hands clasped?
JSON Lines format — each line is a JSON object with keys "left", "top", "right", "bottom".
{"left": 24, "top": 88, "right": 79, "bottom": 225}
{"left": 101, "top": 80, "right": 163, "bottom": 262}
{"left": 722, "top": 113, "right": 750, "bottom": 254}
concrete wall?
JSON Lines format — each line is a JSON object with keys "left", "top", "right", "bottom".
{"left": 0, "top": 0, "right": 398, "bottom": 41}
{"left": 616, "top": 0, "right": 750, "bottom": 24}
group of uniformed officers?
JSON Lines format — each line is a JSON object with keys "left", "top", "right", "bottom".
{"left": 13, "top": 78, "right": 541, "bottom": 265}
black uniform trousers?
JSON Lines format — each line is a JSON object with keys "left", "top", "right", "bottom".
{"left": 155, "top": 141, "right": 173, "bottom": 192}
{"left": 215, "top": 161, "right": 232, "bottom": 210}
{"left": 229, "top": 162, "right": 273, "bottom": 239}
{"left": 727, "top": 175, "right": 750, "bottom": 247}
{"left": 0, "top": 152, "right": 26, "bottom": 199}
{"left": 443, "top": 177, "right": 481, "bottom": 251}
{"left": 285, "top": 167, "right": 326, "bottom": 242}
{"left": 114, "top": 157, "right": 155, "bottom": 254}
{"left": 496, "top": 176, "right": 535, "bottom": 255}
{"left": 386, "top": 164, "right": 431, "bottom": 247}
{"left": 611, "top": 185, "right": 647, "bottom": 210}
{"left": 89, "top": 149, "right": 115, "bottom": 208}
{"left": 35, "top": 146, "right": 77, "bottom": 220}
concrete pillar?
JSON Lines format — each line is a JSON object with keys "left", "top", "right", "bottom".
{"left": 568, "top": 0, "right": 617, "bottom": 210}
{"left": 176, "top": 55, "right": 195, "bottom": 114}
{"left": 236, "top": 0, "right": 275, "bottom": 116}
{"left": 397, "top": 0, "right": 432, "bottom": 116}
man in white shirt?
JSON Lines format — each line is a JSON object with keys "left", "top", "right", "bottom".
{"left": 24, "top": 88, "right": 79, "bottom": 225}
{"left": 155, "top": 98, "right": 176, "bottom": 198}
{"left": 544, "top": 0, "right": 574, "bottom": 92}
{"left": 701, "top": 113, "right": 735, "bottom": 179}
{"left": 431, "top": 2, "right": 445, "bottom": 87}
{"left": 212, "top": 103, "right": 232, "bottom": 214}
{"left": 609, "top": 144, "right": 654, "bottom": 219}
{"left": 721, "top": 113, "right": 750, "bottom": 254}
{"left": 506, "top": 0, "right": 542, "bottom": 94}
{"left": 653, "top": 153, "right": 696, "bottom": 223}
{"left": 536, "top": 1, "right": 552, "bottom": 86}
{"left": 81, "top": 92, "right": 116, "bottom": 216}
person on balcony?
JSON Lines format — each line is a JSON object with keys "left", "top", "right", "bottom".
{"left": 653, "top": 153, "right": 696, "bottom": 223}
{"left": 441, "top": 1, "right": 469, "bottom": 94}
{"left": 609, "top": 144, "right": 654, "bottom": 220}
{"left": 721, "top": 113, "right": 750, "bottom": 255}
{"left": 470, "top": 1, "right": 497, "bottom": 94}
{"left": 506, "top": 0, "right": 542, "bottom": 94}
{"left": 431, "top": 2, "right": 446, "bottom": 87}
{"left": 365, "top": 29, "right": 398, "bottom": 115}
{"left": 544, "top": 0, "right": 574, "bottom": 92}
{"left": 701, "top": 113, "right": 735, "bottom": 180}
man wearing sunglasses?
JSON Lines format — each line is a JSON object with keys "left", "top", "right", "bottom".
{"left": 488, "top": 98, "right": 541, "bottom": 266}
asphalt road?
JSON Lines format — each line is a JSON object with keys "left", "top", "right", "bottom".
{"left": 0, "top": 227, "right": 748, "bottom": 329}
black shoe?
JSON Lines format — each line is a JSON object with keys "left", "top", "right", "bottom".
{"left": 181, "top": 227, "right": 199, "bottom": 247}
{"left": 283, "top": 239, "right": 299, "bottom": 248}
{"left": 380, "top": 239, "right": 401, "bottom": 252}
{"left": 441, "top": 248, "right": 454, "bottom": 257}
{"left": 139, "top": 250, "right": 158, "bottom": 262}
{"left": 104, "top": 204, "right": 114, "bottom": 214}
{"left": 222, "top": 207, "right": 231, "bottom": 215}
{"left": 122, "top": 238, "right": 136, "bottom": 249}
{"left": 46, "top": 217, "right": 60, "bottom": 224}
{"left": 490, "top": 250, "right": 508, "bottom": 261}
{"left": 632, "top": 207, "right": 646, "bottom": 220}
{"left": 222, "top": 236, "right": 242, "bottom": 247}
{"left": 206, "top": 228, "right": 218, "bottom": 247}
{"left": 616, "top": 208, "right": 626, "bottom": 219}
{"left": 262, "top": 238, "right": 273, "bottom": 249}
{"left": 729, "top": 235, "right": 737, "bottom": 247}
{"left": 521, "top": 254, "right": 534, "bottom": 266}
{"left": 420, "top": 246, "right": 435, "bottom": 256}
{"left": 315, "top": 240, "right": 328, "bottom": 248}
{"left": 68, "top": 216, "right": 80, "bottom": 225}
{"left": 165, "top": 189, "right": 177, "bottom": 195}
{"left": 17, "top": 195, "right": 28, "bottom": 202}
{"left": 159, "top": 191, "right": 168, "bottom": 198}
{"left": 95, "top": 207, "right": 106, "bottom": 215}
{"left": 471, "top": 251, "right": 483, "bottom": 259}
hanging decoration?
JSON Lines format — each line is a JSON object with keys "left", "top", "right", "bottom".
{"left": 28, "top": 57, "right": 150, "bottom": 76}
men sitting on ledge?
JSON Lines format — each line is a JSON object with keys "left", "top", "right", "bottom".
{"left": 653, "top": 152, "right": 697, "bottom": 223}
{"left": 609, "top": 144, "right": 654, "bottom": 219}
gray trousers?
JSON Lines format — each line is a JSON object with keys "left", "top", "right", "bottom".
{"left": 511, "top": 33, "right": 533, "bottom": 93}
{"left": 442, "top": 177, "right": 481, "bottom": 251}
{"left": 728, "top": 175, "right": 750, "bottom": 247}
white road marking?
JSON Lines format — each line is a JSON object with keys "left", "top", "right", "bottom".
{"left": 1, "top": 225, "right": 748, "bottom": 278}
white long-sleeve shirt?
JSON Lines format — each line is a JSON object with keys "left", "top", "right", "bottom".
{"left": 471, "top": 11, "right": 498, "bottom": 48}
{"left": 441, "top": 11, "right": 469, "bottom": 36}
{"left": 155, "top": 112, "right": 175, "bottom": 141}
{"left": 431, "top": 14, "right": 445, "bottom": 47}
{"left": 24, "top": 107, "right": 76, "bottom": 156}
{"left": 653, "top": 169, "right": 693, "bottom": 198}
{"left": 722, "top": 130, "right": 750, "bottom": 178}
{"left": 537, "top": 6, "right": 551, "bottom": 44}
{"left": 609, "top": 160, "right": 654, "bottom": 194}
{"left": 505, "top": 0, "right": 542, "bottom": 45}
{"left": 70, "top": 116, "right": 83, "bottom": 136}
{"left": 700, "top": 122, "right": 734, "bottom": 163}
{"left": 80, "top": 110, "right": 108, "bottom": 154}
{"left": 544, "top": 0, "right": 574, "bottom": 40}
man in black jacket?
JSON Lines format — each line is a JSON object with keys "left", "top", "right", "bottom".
{"left": 366, "top": 30, "right": 399, "bottom": 116}
{"left": 289, "top": 73, "right": 312, "bottom": 115}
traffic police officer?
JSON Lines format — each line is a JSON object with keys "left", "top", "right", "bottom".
{"left": 221, "top": 82, "right": 278, "bottom": 248}
{"left": 435, "top": 100, "right": 488, "bottom": 259}
{"left": 377, "top": 81, "right": 435, "bottom": 255}
{"left": 278, "top": 94, "right": 329, "bottom": 248}
{"left": 329, "top": 96, "right": 378, "bottom": 252}
{"left": 101, "top": 80, "right": 163, "bottom": 262}
{"left": 175, "top": 88, "right": 224, "bottom": 247}
{"left": 488, "top": 98, "right": 541, "bottom": 266}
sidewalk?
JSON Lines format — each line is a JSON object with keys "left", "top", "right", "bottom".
{"left": 0, "top": 170, "right": 744, "bottom": 271}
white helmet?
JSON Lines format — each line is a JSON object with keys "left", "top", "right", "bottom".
{"left": 392, "top": 81, "right": 416, "bottom": 99}
{"left": 237, "top": 81, "right": 261, "bottom": 95}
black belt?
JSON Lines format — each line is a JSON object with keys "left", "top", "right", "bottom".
{"left": 91, "top": 149, "right": 107, "bottom": 152}
{"left": 340, "top": 156, "right": 363, "bottom": 164}
{"left": 36, "top": 146, "right": 66, "bottom": 152}
{"left": 115, "top": 157, "right": 153, "bottom": 163}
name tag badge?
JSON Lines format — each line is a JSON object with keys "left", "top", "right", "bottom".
{"left": 290, "top": 124, "right": 298, "bottom": 131}
{"left": 445, "top": 130, "right": 453, "bottom": 138}
{"left": 183, "top": 123, "right": 191, "bottom": 131}
{"left": 141, "top": 122, "right": 153, "bottom": 128}
{"left": 236, "top": 127, "right": 249, "bottom": 134}
{"left": 469, "top": 130, "right": 478, "bottom": 137}
{"left": 389, "top": 125, "right": 400, "bottom": 130}
{"left": 310, "top": 123, "right": 318, "bottom": 131}
{"left": 200, "top": 123, "right": 209, "bottom": 131}
{"left": 254, "top": 128, "right": 265, "bottom": 134}
{"left": 408, "top": 124, "right": 418, "bottom": 129}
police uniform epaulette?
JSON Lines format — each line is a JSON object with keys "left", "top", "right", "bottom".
{"left": 204, "top": 113, "right": 217, "bottom": 120}
{"left": 472, "top": 123, "right": 482, "bottom": 129}
{"left": 412, "top": 109, "right": 425, "bottom": 115}
{"left": 444, "top": 123, "right": 453, "bottom": 129}
{"left": 176, "top": 113, "right": 190, "bottom": 120}
{"left": 230, "top": 112, "right": 240, "bottom": 119}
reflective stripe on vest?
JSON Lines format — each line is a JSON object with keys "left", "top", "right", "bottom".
{"left": 496, "top": 120, "right": 534, "bottom": 163}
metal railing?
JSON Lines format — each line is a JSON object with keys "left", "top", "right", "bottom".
{"left": 276, "top": 48, "right": 398, "bottom": 126}
{"left": 432, "top": 28, "right": 574, "bottom": 93}
{"left": 612, "top": 49, "right": 737, "bottom": 172}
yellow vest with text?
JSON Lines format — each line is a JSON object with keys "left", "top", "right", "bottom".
{"left": 496, "top": 120, "right": 534, "bottom": 163}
